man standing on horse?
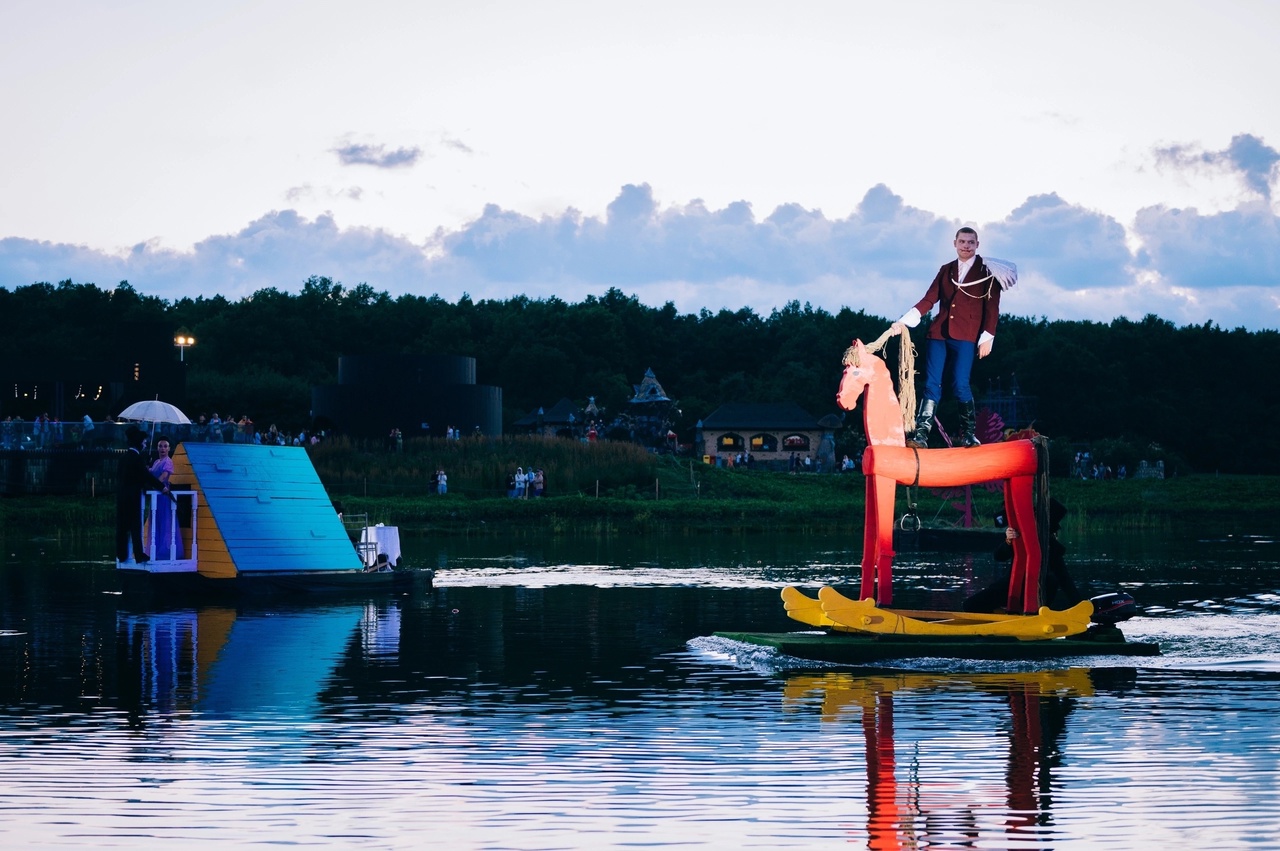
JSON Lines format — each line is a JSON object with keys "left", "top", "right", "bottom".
{"left": 892, "top": 226, "right": 1005, "bottom": 448}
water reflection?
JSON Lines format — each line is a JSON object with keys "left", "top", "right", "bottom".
{"left": 117, "top": 604, "right": 395, "bottom": 718}
{"left": 4, "top": 526, "right": 1280, "bottom": 848}
{"left": 783, "top": 669, "right": 1108, "bottom": 847}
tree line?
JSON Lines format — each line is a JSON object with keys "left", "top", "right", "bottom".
{"left": 3, "top": 278, "right": 1277, "bottom": 474}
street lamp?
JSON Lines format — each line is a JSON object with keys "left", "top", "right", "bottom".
{"left": 174, "top": 329, "right": 196, "bottom": 362}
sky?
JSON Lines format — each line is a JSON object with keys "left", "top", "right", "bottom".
{"left": 3, "top": 0, "right": 1279, "bottom": 330}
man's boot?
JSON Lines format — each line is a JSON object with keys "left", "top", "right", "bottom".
{"left": 907, "top": 399, "right": 936, "bottom": 448}
{"left": 958, "top": 400, "right": 981, "bottom": 447}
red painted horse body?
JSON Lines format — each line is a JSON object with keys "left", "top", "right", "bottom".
{"left": 837, "top": 339, "right": 1042, "bottom": 612}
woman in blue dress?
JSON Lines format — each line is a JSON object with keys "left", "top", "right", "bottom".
{"left": 148, "top": 438, "right": 183, "bottom": 560}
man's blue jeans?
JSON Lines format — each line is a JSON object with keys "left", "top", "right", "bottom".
{"left": 923, "top": 337, "right": 977, "bottom": 404}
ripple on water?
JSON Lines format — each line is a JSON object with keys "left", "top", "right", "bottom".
{"left": 5, "top": 532, "right": 1280, "bottom": 848}
{"left": 434, "top": 563, "right": 853, "bottom": 589}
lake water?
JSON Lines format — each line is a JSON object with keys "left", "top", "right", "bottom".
{"left": 2, "top": 523, "right": 1280, "bottom": 849}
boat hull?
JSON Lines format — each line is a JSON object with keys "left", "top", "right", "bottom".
{"left": 717, "top": 628, "right": 1160, "bottom": 664}
{"left": 117, "top": 567, "right": 433, "bottom": 599}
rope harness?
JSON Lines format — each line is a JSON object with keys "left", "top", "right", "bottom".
{"left": 953, "top": 276, "right": 998, "bottom": 299}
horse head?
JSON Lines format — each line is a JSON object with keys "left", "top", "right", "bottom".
{"left": 837, "top": 339, "right": 882, "bottom": 411}
{"left": 838, "top": 339, "right": 906, "bottom": 446}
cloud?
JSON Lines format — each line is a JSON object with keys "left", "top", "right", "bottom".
{"left": 428, "top": 183, "right": 1242, "bottom": 324}
{"left": 0, "top": 211, "right": 431, "bottom": 302}
{"left": 438, "top": 182, "right": 953, "bottom": 291}
{"left": 334, "top": 142, "right": 423, "bottom": 169}
{"left": 441, "top": 135, "right": 474, "bottom": 154}
{"left": 284, "top": 184, "right": 364, "bottom": 202}
{"left": 1155, "top": 133, "right": 1280, "bottom": 202}
{"left": 985, "top": 193, "right": 1133, "bottom": 290}
{"left": 2, "top": 185, "right": 1277, "bottom": 330}
{"left": 1133, "top": 201, "right": 1280, "bottom": 290}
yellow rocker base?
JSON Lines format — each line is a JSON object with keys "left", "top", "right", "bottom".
{"left": 781, "top": 586, "right": 1095, "bottom": 641}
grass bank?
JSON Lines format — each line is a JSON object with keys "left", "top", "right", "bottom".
{"left": 338, "top": 469, "right": 1275, "bottom": 537}
{"left": 4, "top": 436, "right": 1276, "bottom": 538}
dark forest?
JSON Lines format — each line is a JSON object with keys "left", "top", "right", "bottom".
{"left": 3, "top": 278, "right": 1277, "bottom": 474}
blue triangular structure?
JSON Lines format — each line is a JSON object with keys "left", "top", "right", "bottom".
{"left": 178, "top": 444, "right": 360, "bottom": 576}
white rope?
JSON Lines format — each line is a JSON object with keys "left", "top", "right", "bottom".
{"left": 953, "top": 276, "right": 997, "bottom": 299}
{"left": 953, "top": 257, "right": 1017, "bottom": 297}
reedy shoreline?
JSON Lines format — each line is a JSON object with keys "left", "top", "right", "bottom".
{"left": 5, "top": 466, "right": 1276, "bottom": 540}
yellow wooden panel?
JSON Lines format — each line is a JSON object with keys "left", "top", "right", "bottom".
{"left": 195, "top": 499, "right": 235, "bottom": 579}
{"left": 195, "top": 607, "right": 238, "bottom": 676}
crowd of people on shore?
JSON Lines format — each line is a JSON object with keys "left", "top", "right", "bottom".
{"left": 1071, "top": 451, "right": 1127, "bottom": 481}
{"left": 788, "top": 452, "right": 819, "bottom": 472}
{"left": 507, "top": 467, "right": 546, "bottom": 498}
{"left": 191, "top": 414, "right": 327, "bottom": 447}
{"left": 1, "top": 413, "right": 328, "bottom": 450}
{"left": 400, "top": 466, "right": 548, "bottom": 498}
{"left": 713, "top": 451, "right": 836, "bottom": 473}
{"left": 2, "top": 414, "right": 68, "bottom": 448}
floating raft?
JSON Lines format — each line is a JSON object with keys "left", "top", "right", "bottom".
{"left": 716, "top": 628, "right": 1160, "bottom": 664}
{"left": 117, "top": 443, "right": 431, "bottom": 596}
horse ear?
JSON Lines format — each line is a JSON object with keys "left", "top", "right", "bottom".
{"left": 842, "top": 338, "right": 867, "bottom": 367}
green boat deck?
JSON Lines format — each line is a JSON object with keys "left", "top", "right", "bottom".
{"left": 715, "top": 627, "right": 1159, "bottom": 664}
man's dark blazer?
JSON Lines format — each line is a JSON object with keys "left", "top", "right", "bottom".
{"left": 115, "top": 447, "right": 167, "bottom": 560}
{"left": 911, "top": 254, "right": 1003, "bottom": 344}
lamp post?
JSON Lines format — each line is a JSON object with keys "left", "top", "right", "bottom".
{"left": 174, "top": 329, "right": 196, "bottom": 362}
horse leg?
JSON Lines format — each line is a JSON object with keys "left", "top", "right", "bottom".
{"left": 1004, "top": 475, "right": 1042, "bottom": 613}
{"left": 860, "top": 474, "right": 878, "bottom": 601}
{"left": 873, "top": 475, "right": 897, "bottom": 605}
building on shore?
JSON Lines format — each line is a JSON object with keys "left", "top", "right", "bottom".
{"left": 698, "top": 402, "right": 840, "bottom": 471}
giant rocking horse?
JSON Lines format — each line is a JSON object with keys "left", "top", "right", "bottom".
{"left": 781, "top": 331, "right": 1094, "bottom": 639}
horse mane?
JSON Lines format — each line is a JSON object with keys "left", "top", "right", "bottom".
{"left": 843, "top": 326, "right": 918, "bottom": 433}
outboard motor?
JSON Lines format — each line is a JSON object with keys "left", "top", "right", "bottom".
{"left": 1090, "top": 592, "right": 1137, "bottom": 625}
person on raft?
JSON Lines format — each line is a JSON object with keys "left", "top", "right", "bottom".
{"left": 115, "top": 426, "right": 170, "bottom": 564}
{"left": 962, "top": 499, "right": 1082, "bottom": 613}
{"left": 891, "top": 226, "right": 1010, "bottom": 448}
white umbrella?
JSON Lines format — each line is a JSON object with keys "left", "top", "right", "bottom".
{"left": 118, "top": 399, "right": 191, "bottom": 424}
{"left": 118, "top": 399, "right": 192, "bottom": 443}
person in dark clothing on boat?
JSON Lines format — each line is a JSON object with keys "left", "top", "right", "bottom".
{"left": 1039, "top": 499, "right": 1082, "bottom": 607}
{"left": 115, "top": 426, "right": 170, "bottom": 563}
{"left": 962, "top": 499, "right": 1081, "bottom": 613}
